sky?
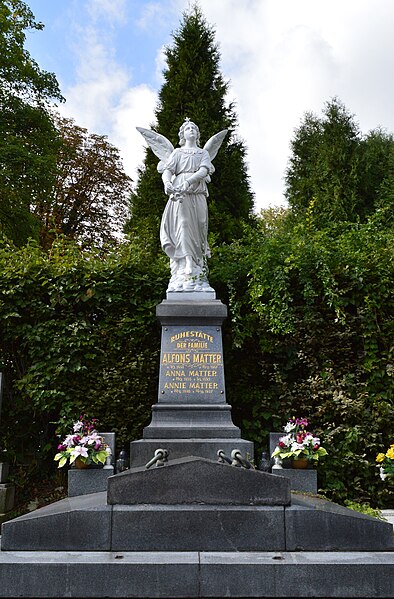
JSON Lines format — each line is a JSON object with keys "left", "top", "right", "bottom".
{"left": 24, "top": 0, "right": 394, "bottom": 211}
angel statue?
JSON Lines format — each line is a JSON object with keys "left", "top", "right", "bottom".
{"left": 137, "top": 119, "right": 227, "bottom": 293}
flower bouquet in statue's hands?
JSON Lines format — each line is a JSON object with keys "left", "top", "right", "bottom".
{"left": 376, "top": 445, "right": 394, "bottom": 481}
{"left": 271, "top": 417, "right": 328, "bottom": 464}
{"left": 54, "top": 415, "right": 111, "bottom": 468}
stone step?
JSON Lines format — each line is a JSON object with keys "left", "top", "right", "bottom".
{"left": 0, "top": 549, "right": 393, "bottom": 598}
{"left": 2, "top": 485, "right": 393, "bottom": 553}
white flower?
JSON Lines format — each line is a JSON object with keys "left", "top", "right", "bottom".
{"left": 284, "top": 422, "right": 296, "bottom": 433}
{"left": 291, "top": 442, "right": 305, "bottom": 451}
{"left": 71, "top": 446, "right": 89, "bottom": 458}
{"left": 303, "top": 434, "right": 314, "bottom": 444}
{"left": 279, "top": 434, "right": 292, "bottom": 447}
{"left": 73, "top": 421, "right": 83, "bottom": 432}
{"left": 86, "top": 433, "right": 101, "bottom": 445}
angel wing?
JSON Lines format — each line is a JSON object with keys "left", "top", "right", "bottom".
{"left": 136, "top": 127, "right": 174, "bottom": 172}
{"left": 203, "top": 129, "right": 228, "bottom": 161}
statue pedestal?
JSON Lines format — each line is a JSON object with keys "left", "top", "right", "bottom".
{"left": 130, "top": 299, "right": 253, "bottom": 467}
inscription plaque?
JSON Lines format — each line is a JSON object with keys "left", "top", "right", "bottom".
{"left": 158, "top": 326, "right": 226, "bottom": 403}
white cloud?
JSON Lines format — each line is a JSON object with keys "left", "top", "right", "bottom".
{"left": 57, "top": 0, "right": 394, "bottom": 210}
{"left": 60, "top": 25, "right": 129, "bottom": 131}
{"left": 59, "top": 1, "right": 158, "bottom": 186}
{"left": 137, "top": 2, "right": 166, "bottom": 30}
{"left": 86, "top": 0, "right": 128, "bottom": 25}
{"left": 155, "top": 45, "right": 167, "bottom": 85}
{"left": 111, "top": 85, "right": 157, "bottom": 185}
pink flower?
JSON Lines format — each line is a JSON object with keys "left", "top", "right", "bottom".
{"left": 86, "top": 433, "right": 101, "bottom": 445}
{"left": 63, "top": 434, "right": 80, "bottom": 447}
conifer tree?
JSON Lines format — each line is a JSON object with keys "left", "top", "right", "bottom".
{"left": 127, "top": 5, "right": 254, "bottom": 248}
{"left": 285, "top": 98, "right": 394, "bottom": 227}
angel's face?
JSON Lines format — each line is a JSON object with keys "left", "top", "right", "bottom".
{"left": 184, "top": 123, "right": 198, "bottom": 141}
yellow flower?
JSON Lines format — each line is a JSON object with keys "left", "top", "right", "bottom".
{"left": 390, "top": 444, "right": 394, "bottom": 449}
{"left": 386, "top": 448, "right": 394, "bottom": 460}
{"left": 376, "top": 453, "right": 386, "bottom": 463}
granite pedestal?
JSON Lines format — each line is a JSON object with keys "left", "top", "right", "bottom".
{"left": 68, "top": 466, "right": 114, "bottom": 497}
{"left": 0, "top": 485, "right": 15, "bottom": 514}
{"left": 130, "top": 299, "right": 253, "bottom": 467}
{"left": 0, "top": 463, "right": 9, "bottom": 483}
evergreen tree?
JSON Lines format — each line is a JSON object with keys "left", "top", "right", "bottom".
{"left": 285, "top": 98, "right": 394, "bottom": 227}
{"left": 127, "top": 5, "right": 254, "bottom": 248}
{"left": 285, "top": 99, "right": 361, "bottom": 226}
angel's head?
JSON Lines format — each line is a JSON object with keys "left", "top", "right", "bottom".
{"left": 179, "top": 118, "right": 200, "bottom": 147}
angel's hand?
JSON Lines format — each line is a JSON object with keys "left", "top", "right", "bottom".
{"left": 164, "top": 181, "right": 174, "bottom": 195}
{"left": 179, "top": 180, "right": 191, "bottom": 193}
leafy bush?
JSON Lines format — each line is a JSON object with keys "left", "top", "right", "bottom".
{"left": 0, "top": 236, "right": 167, "bottom": 472}
{"left": 211, "top": 206, "right": 394, "bottom": 507}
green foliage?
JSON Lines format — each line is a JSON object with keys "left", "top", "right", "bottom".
{"left": 344, "top": 500, "right": 383, "bottom": 520}
{"left": 128, "top": 4, "right": 254, "bottom": 247}
{"left": 0, "top": 237, "right": 168, "bottom": 471}
{"left": 210, "top": 205, "right": 394, "bottom": 507}
{"left": 1, "top": 203, "right": 393, "bottom": 507}
{"left": 0, "top": 0, "right": 64, "bottom": 244}
{"left": 0, "top": 0, "right": 62, "bottom": 103}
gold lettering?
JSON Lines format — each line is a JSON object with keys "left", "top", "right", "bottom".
{"left": 170, "top": 330, "right": 214, "bottom": 344}
{"left": 162, "top": 353, "right": 191, "bottom": 364}
{"left": 187, "top": 342, "right": 208, "bottom": 349}
{"left": 192, "top": 353, "right": 222, "bottom": 364}
{"left": 165, "top": 370, "right": 185, "bottom": 377}
{"left": 189, "top": 382, "right": 219, "bottom": 390}
{"left": 189, "top": 370, "right": 217, "bottom": 377}
{"left": 164, "top": 382, "right": 187, "bottom": 390}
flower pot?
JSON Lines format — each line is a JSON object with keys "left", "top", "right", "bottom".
{"left": 74, "top": 457, "right": 90, "bottom": 469}
{"left": 292, "top": 458, "right": 309, "bottom": 469}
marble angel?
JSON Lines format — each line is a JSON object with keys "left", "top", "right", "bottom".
{"left": 137, "top": 119, "right": 227, "bottom": 293}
